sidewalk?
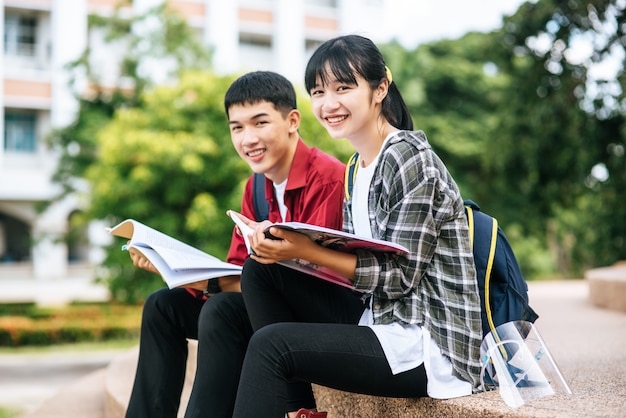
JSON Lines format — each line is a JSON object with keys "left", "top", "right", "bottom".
{"left": 0, "top": 349, "right": 124, "bottom": 415}
{"left": 492, "top": 279, "right": 626, "bottom": 417}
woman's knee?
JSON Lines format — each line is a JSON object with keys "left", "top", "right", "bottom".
{"left": 247, "top": 323, "right": 291, "bottom": 357}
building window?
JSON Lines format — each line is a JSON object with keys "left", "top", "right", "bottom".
{"left": 4, "top": 11, "right": 38, "bottom": 57}
{"left": 4, "top": 112, "right": 37, "bottom": 153}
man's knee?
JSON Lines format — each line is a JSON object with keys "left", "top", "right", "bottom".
{"left": 142, "top": 287, "right": 187, "bottom": 324}
{"left": 198, "top": 292, "right": 246, "bottom": 335}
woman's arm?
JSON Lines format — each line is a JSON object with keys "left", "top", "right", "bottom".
{"left": 248, "top": 225, "right": 358, "bottom": 281}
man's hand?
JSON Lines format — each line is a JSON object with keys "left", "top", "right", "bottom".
{"left": 128, "top": 246, "right": 159, "bottom": 275}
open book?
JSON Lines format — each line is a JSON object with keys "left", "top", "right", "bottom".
{"left": 228, "top": 211, "right": 409, "bottom": 290}
{"left": 107, "top": 219, "right": 242, "bottom": 289}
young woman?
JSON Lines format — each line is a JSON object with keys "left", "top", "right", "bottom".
{"left": 232, "top": 35, "right": 483, "bottom": 418}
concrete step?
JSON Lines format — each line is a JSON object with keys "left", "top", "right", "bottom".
{"left": 17, "top": 368, "right": 107, "bottom": 418}
{"left": 586, "top": 261, "right": 626, "bottom": 313}
{"left": 103, "top": 342, "right": 198, "bottom": 418}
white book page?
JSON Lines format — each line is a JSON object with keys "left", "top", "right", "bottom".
{"left": 109, "top": 219, "right": 240, "bottom": 271}
{"left": 272, "top": 222, "right": 409, "bottom": 254}
{"left": 132, "top": 246, "right": 242, "bottom": 288}
{"left": 110, "top": 219, "right": 203, "bottom": 254}
{"left": 149, "top": 244, "right": 240, "bottom": 271}
{"left": 228, "top": 211, "right": 254, "bottom": 254}
{"left": 227, "top": 211, "right": 358, "bottom": 291}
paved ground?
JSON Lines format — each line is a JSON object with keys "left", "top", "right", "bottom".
{"left": 0, "top": 350, "right": 123, "bottom": 415}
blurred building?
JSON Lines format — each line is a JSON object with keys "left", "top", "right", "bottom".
{"left": 0, "top": 0, "right": 384, "bottom": 280}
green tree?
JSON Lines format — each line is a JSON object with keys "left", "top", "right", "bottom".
{"left": 88, "top": 71, "right": 242, "bottom": 302}
{"left": 381, "top": 35, "right": 506, "bottom": 201}
{"left": 487, "top": 0, "right": 625, "bottom": 275}
{"left": 383, "top": 0, "right": 625, "bottom": 278}
{"left": 48, "top": 4, "right": 212, "bottom": 302}
{"left": 87, "top": 71, "right": 351, "bottom": 303}
{"left": 51, "top": 2, "right": 213, "bottom": 198}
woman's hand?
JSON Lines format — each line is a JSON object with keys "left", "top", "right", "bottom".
{"left": 248, "top": 226, "right": 316, "bottom": 264}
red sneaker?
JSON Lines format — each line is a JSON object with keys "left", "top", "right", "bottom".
{"left": 295, "top": 409, "right": 327, "bottom": 418}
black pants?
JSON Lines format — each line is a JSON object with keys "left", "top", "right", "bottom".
{"left": 125, "top": 288, "right": 253, "bottom": 418}
{"left": 233, "top": 259, "right": 428, "bottom": 418}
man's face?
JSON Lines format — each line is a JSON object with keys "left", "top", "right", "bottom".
{"left": 228, "top": 101, "right": 299, "bottom": 184}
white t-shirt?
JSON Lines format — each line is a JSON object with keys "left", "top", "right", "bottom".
{"left": 353, "top": 134, "right": 472, "bottom": 399}
{"left": 273, "top": 179, "right": 288, "bottom": 222}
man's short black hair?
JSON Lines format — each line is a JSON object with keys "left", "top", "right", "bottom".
{"left": 224, "top": 71, "right": 297, "bottom": 118}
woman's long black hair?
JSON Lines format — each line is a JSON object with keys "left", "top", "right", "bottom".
{"left": 305, "top": 34, "right": 413, "bottom": 131}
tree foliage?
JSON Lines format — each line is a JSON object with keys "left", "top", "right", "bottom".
{"left": 51, "top": 3, "right": 213, "bottom": 198}
{"left": 89, "top": 71, "right": 243, "bottom": 302}
{"left": 53, "top": 0, "right": 626, "bottom": 300}
{"left": 488, "top": 0, "right": 625, "bottom": 274}
{"left": 87, "top": 72, "right": 352, "bottom": 302}
{"left": 385, "top": 0, "right": 625, "bottom": 278}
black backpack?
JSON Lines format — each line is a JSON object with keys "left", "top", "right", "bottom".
{"left": 252, "top": 173, "right": 270, "bottom": 221}
{"left": 344, "top": 153, "right": 538, "bottom": 338}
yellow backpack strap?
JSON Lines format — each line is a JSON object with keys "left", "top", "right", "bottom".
{"left": 484, "top": 217, "right": 498, "bottom": 335}
{"left": 483, "top": 217, "right": 508, "bottom": 359}
{"left": 344, "top": 152, "right": 359, "bottom": 200}
{"left": 466, "top": 206, "right": 475, "bottom": 247}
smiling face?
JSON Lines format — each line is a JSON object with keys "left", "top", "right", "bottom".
{"left": 309, "top": 68, "right": 387, "bottom": 145}
{"left": 228, "top": 100, "right": 300, "bottom": 184}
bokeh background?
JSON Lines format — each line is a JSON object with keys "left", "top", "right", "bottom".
{"left": 1, "top": 0, "right": 624, "bottom": 303}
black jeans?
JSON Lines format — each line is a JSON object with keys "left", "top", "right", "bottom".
{"left": 233, "top": 259, "right": 428, "bottom": 418}
{"left": 125, "top": 288, "right": 253, "bottom": 418}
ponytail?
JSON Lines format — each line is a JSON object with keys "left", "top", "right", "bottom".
{"left": 383, "top": 81, "right": 413, "bottom": 131}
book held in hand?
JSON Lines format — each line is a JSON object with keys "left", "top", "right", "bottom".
{"left": 107, "top": 219, "right": 242, "bottom": 289}
{"left": 228, "top": 211, "right": 409, "bottom": 290}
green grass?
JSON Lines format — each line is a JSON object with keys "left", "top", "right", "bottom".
{"left": 0, "top": 406, "right": 22, "bottom": 418}
{"left": 0, "top": 336, "right": 139, "bottom": 355}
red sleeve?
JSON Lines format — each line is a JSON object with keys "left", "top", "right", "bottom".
{"left": 289, "top": 177, "right": 344, "bottom": 230}
{"left": 284, "top": 150, "right": 345, "bottom": 230}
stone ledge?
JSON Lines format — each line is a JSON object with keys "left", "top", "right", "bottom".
{"left": 19, "top": 368, "right": 107, "bottom": 418}
{"left": 312, "top": 384, "right": 579, "bottom": 418}
{"left": 585, "top": 261, "right": 626, "bottom": 313}
{"left": 104, "top": 342, "right": 197, "bottom": 418}
{"left": 103, "top": 343, "right": 577, "bottom": 418}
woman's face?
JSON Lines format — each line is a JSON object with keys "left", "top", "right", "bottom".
{"left": 309, "top": 68, "right": 385, "bottom": 142}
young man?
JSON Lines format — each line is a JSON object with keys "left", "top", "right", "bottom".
{"left": 124, "top": 71, "right": 346, "bottom": 418}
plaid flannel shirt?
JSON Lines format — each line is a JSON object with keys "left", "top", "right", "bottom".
{"left": 344, "top": 130, "right": 483, "bottom": 387}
